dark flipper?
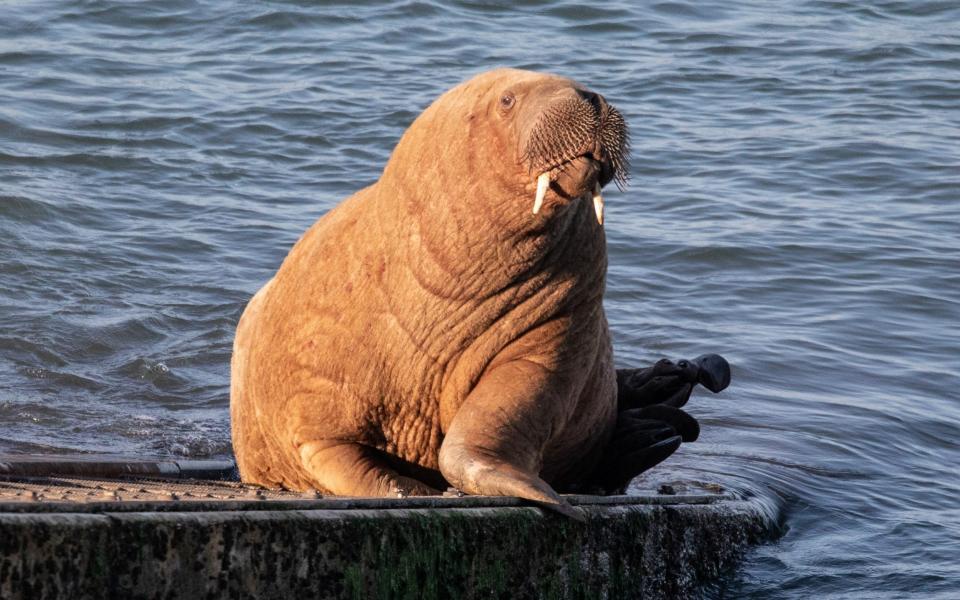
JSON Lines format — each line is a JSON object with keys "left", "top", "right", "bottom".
{"left": 587, "top": 403, "right": 696, "bottom": 494}
{"left": 585, "top": 354, "right": 730, "bottom": 494}
{"left": 616, "top": 353, "right": 730, "bottom": 411}
{"left": 620, "top": 405, "right": 700, "bottom": 442}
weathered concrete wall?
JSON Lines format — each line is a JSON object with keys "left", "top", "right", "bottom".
{"left": 0, "top": 496, "right": 775, "bottom": 600}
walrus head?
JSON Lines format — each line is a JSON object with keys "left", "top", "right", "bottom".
{"left": 516, "top": 78, "right": 629, "bottom": 223}
{"left": 383, "top": 69, "right": 629, "bottom": 228}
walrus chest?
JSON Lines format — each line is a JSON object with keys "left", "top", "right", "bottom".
{"left": 366, "top": 290, "right": 614, "bottom": 474}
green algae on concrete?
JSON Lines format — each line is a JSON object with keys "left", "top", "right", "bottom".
{"left": 0, "top": 495, "right": 777, "bottom": 600}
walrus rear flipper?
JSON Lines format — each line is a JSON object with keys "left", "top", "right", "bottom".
{"left": 616, "top": 353, "right": 731, "bottom": 411}
{"left": 586, "top": 404, "right": 700, "bottom": 494}
{"left": 584, "top": 354, "right": 731, "bottom": 494}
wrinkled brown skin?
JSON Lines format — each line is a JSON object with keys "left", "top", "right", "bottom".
{"left": 232, "top": 69, "right": 664, "bottom": 518}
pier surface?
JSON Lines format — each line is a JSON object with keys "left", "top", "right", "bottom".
{"left": 0, "top": 458, "right": 777, "bottom": 599}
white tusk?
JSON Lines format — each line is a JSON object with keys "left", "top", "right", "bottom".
{"left": 533, "top": 172, "right": 550, "bottom": 215}
{"left": 593, "top": 182, "right": 604, "bottom": 225}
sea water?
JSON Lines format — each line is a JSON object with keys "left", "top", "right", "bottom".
{"left": 2, "top": 2, "right": 958, "bottom": 597}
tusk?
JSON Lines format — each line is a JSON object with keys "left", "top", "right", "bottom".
{"left": 533, "top": 172, "right": 550, "bottom": 215}
{"left": 593, "top": 182, "right": 604, "bottom": 225}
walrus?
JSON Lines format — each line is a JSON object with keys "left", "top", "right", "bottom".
{"left": 230, "top": 68, "right": 729, "bottom": 518}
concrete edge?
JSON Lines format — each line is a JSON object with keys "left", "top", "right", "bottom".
{"left": 0, "top": 497, "right": 779, "bottom": 600}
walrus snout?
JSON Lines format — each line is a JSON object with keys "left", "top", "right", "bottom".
{"left": 522, "top": 89, "right": 628, "bottom": 182}
{"left": 522, "top": 84, "right": 629, "bottom": 224}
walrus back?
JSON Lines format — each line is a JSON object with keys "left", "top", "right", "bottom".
{"left": 230, "top": 278, "right": 276, "bottom": 485}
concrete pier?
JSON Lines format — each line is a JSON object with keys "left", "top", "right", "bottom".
{"left": 0, "top": 459, "right": 778, "bottom": 599}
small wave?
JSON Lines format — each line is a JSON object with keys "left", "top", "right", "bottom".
{"left": 16, "top": 367, "right": 105, "bottom": 391}
{"left": 0, "top": 150, "right": 159, "bottom": 172}
{"left": 0, "top": 335, "right": 68, "bottom": 367}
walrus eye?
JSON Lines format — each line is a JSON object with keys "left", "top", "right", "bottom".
{"left": 499, "top": 93, "right": 516, "bottom": 110}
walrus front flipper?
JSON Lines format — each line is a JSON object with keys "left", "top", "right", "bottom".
{"left": 439, "top": 445, "right": 585, "bottom": 521}
{"left": 299, "top": 441, "right": 440, "bottom": 497}
{"left": 588, "top": 405, "right": 698, "bottom": 494}
{"left": 438, "top": 360, "right": 586, "bottom": 522}
{"left": 616, "top": 353, "right": 731, "bottom": 411}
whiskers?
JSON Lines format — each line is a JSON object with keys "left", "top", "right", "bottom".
{"left": 522, "top": 96, "right": 630, "bottom": 190}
